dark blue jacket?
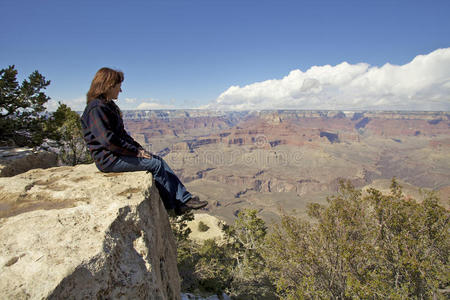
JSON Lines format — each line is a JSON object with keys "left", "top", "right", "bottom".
{"left": 80, "top": 98, "right": 143, "bottom": 170}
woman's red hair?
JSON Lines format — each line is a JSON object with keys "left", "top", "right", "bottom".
{"left": 86, "top": 67, "right": 124, "bottom": 103}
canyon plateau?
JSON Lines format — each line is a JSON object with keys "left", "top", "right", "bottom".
{"left": 123, "top": 110, "right": 450, "bottom": 223}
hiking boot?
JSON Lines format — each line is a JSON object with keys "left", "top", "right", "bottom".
{"left": 175, "top": 195, "right": 208, "bottom": 215}
{"left": 185, "top": 195, "right": 208, "bottom": 209}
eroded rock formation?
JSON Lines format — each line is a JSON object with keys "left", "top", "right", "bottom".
{"left": 0, "top": 147, "right": 58, "bottom": 177}
{"left": 0, "top": 164, "right": 180, "bottom": 299}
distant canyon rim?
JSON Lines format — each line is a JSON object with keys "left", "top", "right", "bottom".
{"left": 121, "top": 109, "right": 450, "bottom": 223}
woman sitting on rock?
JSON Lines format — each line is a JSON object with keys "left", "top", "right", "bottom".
{"left": 80, "top": 67, "right": 207, "bottom": 215}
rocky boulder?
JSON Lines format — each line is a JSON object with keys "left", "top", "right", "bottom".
{"left": 0, "top": 163, "right": 180, "bottom": 299}
{"left": 0, "top": 147, "right": 59, "bottom": 177}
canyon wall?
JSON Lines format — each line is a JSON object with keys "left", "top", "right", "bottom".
{"left": 123, "top": 110, "right": 449, "bottom": 150}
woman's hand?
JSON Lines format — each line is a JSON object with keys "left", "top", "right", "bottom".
{"left": 137, "top": 149, "right": 152, "bottom": 159}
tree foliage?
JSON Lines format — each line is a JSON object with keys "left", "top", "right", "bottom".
{"left": 263, "top": 179, "right": 449, "bottom": 299}
{"left": 169, "top": 210, "right": 234, "bottom": 295}
{"left": 170, "top": 209, "right": 276, "bottom": 298}
{"left": 224, "top": 209, "right": 275, "bottom": 299}
{"left": 46, "top": 102, "right": 92, "bottom": 165}
{"left": 171, "top": 182, "right": 448, "bottom": 298}
{"left": 198, "top": 221, "right": 210, "bottom": 232}
{"left": 169, "top": 210, "right": 201, "bottom": 292}
{"left": 0, "top": 65, "right": 92, "bottom": 164}
{"left": 0, "top": 65, "right": 51, "bottom": 146}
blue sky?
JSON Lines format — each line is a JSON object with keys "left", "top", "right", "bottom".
{"left": 1, "top": 0, "right": 449, "bottom": 111}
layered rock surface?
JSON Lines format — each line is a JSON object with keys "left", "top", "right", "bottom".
{"left": 0, "top": 163, "right": 180, "bottom": 299}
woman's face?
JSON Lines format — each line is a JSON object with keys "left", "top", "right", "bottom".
{"left": 107, "top": 82, "right": 122, "bottom": 100}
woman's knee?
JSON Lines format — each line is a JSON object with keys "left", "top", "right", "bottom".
{"left": 142, "top": 157, "right": 162, "bottom": 173}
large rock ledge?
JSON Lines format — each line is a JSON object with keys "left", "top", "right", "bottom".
{"left": 0, "top": 163, "right": 180, "bottom": 299}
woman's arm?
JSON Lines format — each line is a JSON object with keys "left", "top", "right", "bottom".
{"left": 123, "top": 132, "right": 144, "bottom": 150}
{"left": 86, "top": 105, "right": 141, "bottom": 156}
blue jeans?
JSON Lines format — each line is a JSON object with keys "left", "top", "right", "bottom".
{"left": 102, "top": 155, "right": 191, "bottom": 209}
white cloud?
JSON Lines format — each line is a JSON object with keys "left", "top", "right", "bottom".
{"left": 207, "top": 48, "right": 450, "bottom": 111}
{"left": 46, "top": 96, "right": 86, "bottom": 112}
{"left": 45, "top": 99, "right": 60, "bottom": 112}
{"left": 136, "top": 101, "right": 175, "bottom": 110}
{"left": 47, "top": 97, "right": 176, "bottom": 112}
